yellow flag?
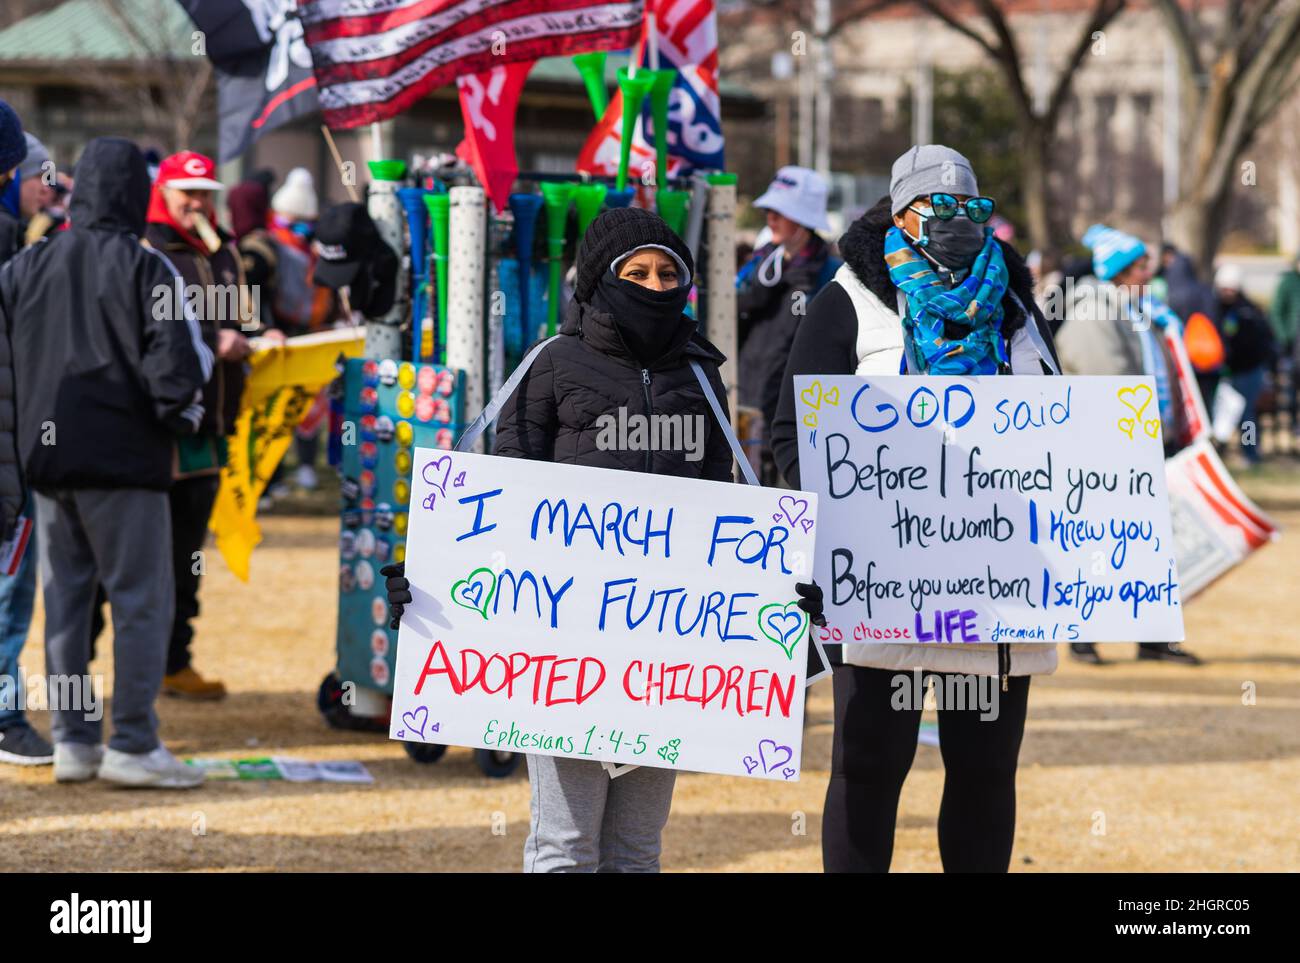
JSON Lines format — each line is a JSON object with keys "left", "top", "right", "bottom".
{"left": 210, "top": 329, "right": 365, "bottom": 581}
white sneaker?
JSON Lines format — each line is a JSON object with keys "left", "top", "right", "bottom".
{"left": 295, "top": 464, "right": 318, "bottom": 490}
{"left": 98, "top": 745, "right": 205, "bottom": 789}
{"left": 54, "top": 742, "right": 104, "bottom": 782}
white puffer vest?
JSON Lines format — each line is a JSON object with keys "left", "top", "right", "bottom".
{"left": 827, "top": 263, "right": 1059, "bottom": 677}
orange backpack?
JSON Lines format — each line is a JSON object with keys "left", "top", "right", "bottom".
{"left": 1183, "top": 311, "right": 1225, "bottom": 372}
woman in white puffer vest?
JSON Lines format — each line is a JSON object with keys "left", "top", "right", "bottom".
{"left": 772, "top": 146, "right": 1061, "bottom": 872}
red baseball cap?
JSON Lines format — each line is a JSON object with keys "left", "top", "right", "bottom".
{"left": 155, "top": 150, "right": 223, "bottom": 191}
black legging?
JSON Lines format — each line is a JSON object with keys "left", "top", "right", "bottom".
{"left": 822, "top": 664, "right": 1031, "bottom": 873}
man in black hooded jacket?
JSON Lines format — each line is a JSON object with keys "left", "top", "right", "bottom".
{"left": 0, "top": 136, "right": 213, "bottom": 787}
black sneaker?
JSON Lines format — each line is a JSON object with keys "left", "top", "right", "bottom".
{"left": 0, "top": 723, "right": 55, "bottom": 765}
{"left": 1138, "top": 642, "right": 1203, "bottom": 666}
{"left": 1069, "top": 642, "right": 1105, "bottom": 665}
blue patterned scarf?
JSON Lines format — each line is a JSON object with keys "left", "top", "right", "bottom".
{"left": 884, "top": 226, "right": 1010, "bottom": 374}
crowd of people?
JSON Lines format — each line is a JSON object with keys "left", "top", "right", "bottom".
{"left": 0, "top": 99, "right": 336, "bottom": 783}
{"left": 0, "top": 87, "right": 1287, "bottom": 869}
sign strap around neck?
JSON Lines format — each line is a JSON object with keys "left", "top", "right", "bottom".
{"left": 689, "top": 360, "right": 759, "bottom": 486}
{"left": 456, "top": 337, "right": 760, "bottom": 487}
{"left": 455, "top": 335, "right": 562, "bottom": 453}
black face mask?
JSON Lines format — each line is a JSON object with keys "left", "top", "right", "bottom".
{"left": 592, "top": 271, "right": 690, "bottom": 365}
{"left": 917, "top": 215, "right": 987, "bottom": 272}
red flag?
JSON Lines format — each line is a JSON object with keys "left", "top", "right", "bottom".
{"left": 576, "top": 0, "right": 724, "bottom": 180}
{"left": 455, "top": 61, "right": 533, "bottom": 213}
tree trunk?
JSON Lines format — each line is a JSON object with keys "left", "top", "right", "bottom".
{"left": 1168, "top": 198, "right": 1212, "bottom": 274}
{"left": 1019, "top": 120, "right": 1055, "bottom": 267}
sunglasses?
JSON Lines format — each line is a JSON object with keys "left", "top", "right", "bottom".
{"left": 915, "top": 193, "right": 996, "bottom": 223}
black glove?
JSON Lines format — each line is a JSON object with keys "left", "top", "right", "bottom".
{"left": 795, "top": 581, "right": 826, "bottom": 628}
{"left": 380, "top": 562, "right": 411, "bottom": 629}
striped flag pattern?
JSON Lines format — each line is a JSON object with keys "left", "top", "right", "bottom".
{"left": 576, "top": 0, "right": 724, "bottom": 181}
{"left": 299, "top": 0, "right": 645, "bottom": 128}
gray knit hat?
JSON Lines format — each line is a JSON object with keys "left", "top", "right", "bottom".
{"left": 18, "top": 132, "right": 49, "bottom": 182}
{"left": 889, "top": 144, "right": 979, "bottom": 216}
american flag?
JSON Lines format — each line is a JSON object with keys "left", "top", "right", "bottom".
{"left": 299, "top": 0, "right": 645, "bottom": 128}
{"left": 577, "top": 0, "right": 724, "bottom": 181}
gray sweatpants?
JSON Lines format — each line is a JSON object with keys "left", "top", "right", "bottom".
{"left": 36, "top": 488, "right": 173, "bottom": 754}
{"left": 523, "top": 755, "right": 677, "bottom": 873}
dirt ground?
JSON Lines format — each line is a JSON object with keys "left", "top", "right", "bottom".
{"left": 1, "top": 489, "right": 1296, "bottom": 873}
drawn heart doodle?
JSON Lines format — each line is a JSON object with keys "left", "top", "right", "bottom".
{"left": 656, "top": 738, "right": 681, "bottom": 765}
{"left": 401, "top": 706, "right": 428, "bottom": 740}
{"left": 758, "top": 601, "right": 808, "bottom": 660}
{"left": 800, "top": 381, "right": 823, "bottom": 410}
{"left": 742, "top": 756, "right": 759, "bottom": 774}
{"left": 422, "top": 455, "right": 453, "bottom": 495}
{"left": 451, "top": 566, "right": 497, "bottom": 619}
{"left": 800, "top": 518, "right": 814, "bottom": 534}
{"left": 1118, "top": 383, "right": 1153, "bottom": 418}
{"left": 781, "top": 767, "right": 796, "bottom": 780}
{"left": 777, "top": 495, "right": 808, "bottom": 526}
{"left": 1143, "top": 418, "right": 1160, "bottom": 439}
{"left": 823, "top": 386, "right": 840, "bottom": 406}
{"left": 1116, "top": 384, "right": 1153, "bottom": 439}
{"left": 802, "top": 412, "right": 818, "bottom": 428}
{"left": 757, "top": 738, "right": 793, "bottom": 774}
{"left": 453, "top": 471, "right": 467, "bottom": 488}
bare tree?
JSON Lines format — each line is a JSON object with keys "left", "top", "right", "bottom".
{"left": 746, "top": 0, "right": 1126, "bottom": 262}
{"left": 88, "top": 0, "right": 213, "bottom": 150}
{"left": 905, "top": 0, "right": 1126, "bottom": 262}
{"left": 1154, "top": 0, "right": 1300, "bottom": 273}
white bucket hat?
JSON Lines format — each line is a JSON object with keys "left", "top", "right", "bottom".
{"left": 753, "top": 165, "right": 830, "bottom": 232}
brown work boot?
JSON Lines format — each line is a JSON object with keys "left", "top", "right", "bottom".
{"left": 162, "top": 666, "right": 227, "bottom": 701}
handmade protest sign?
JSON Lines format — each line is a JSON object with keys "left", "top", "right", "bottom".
{"left": 794, "top": 375, "right": 1184, "bottom": 644}
{"left": 390, "top": 450, "right": 819, "bottom": 780}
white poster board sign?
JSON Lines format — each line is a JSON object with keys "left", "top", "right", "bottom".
{"left": 390, "top": 449, "right": 819, "bottom": 780}
{"left": 1165, "top": 438, "right": 1278, "bottom": 599}
{"left": 794, "top": 375, "right": 1184, "bottom": 643}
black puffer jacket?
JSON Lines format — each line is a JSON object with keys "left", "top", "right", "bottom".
{"left": 1, "top": 137, "right": 211, "bottom": 494}
{"left": 494, "top": 297, "right": 734, "bottom": 482}
{"left": 0, "top": 204, "right": 21, "bottom": 531}
{"left": 737, "top": 233, "right": 836, "bottom": 434}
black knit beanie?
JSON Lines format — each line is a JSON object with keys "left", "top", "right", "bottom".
{"left": 574, "top": 206, "right": 694, "bottom": 304}
{"left": 0, "top": 99, "right": 27, "bottom": 175}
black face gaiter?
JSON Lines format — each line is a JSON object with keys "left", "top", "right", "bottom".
{"left": 592, "top": 271, "right": 690, "bottom": 366}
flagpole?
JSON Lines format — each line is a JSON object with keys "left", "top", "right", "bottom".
{"left": 321, "top": 125, "right": 361, "bottom": 204}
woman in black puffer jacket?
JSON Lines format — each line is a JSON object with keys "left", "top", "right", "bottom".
{"left": 493, "top": 207, "right": 733, "bottom": 478}
{"left": 388, "top": 207, "right": 823, "bottom": 873}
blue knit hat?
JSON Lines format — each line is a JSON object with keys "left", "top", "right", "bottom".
{"left": 1083, "top": 223, "right": 1146, "bottom": 281}
{"left": 0, "top": 99, "right": 26, "bottom": 174}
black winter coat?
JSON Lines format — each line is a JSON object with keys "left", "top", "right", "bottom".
{"left": 0, "top": 205, "right": 22, "bottom": 530}
{"left": 0, "top": 137, "right": 211, "bottom": 494}
{"left": 1217, "top": 293, "right": 1276, "bottom": 373}
{"left": 737, "top": 234, "right": 835, "bottom": 434}
{"left": 144, "top": 222, "right": 250, "bottom": 437}
{"left": 493, "top": 296, "right": 734, "bottom": 482}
